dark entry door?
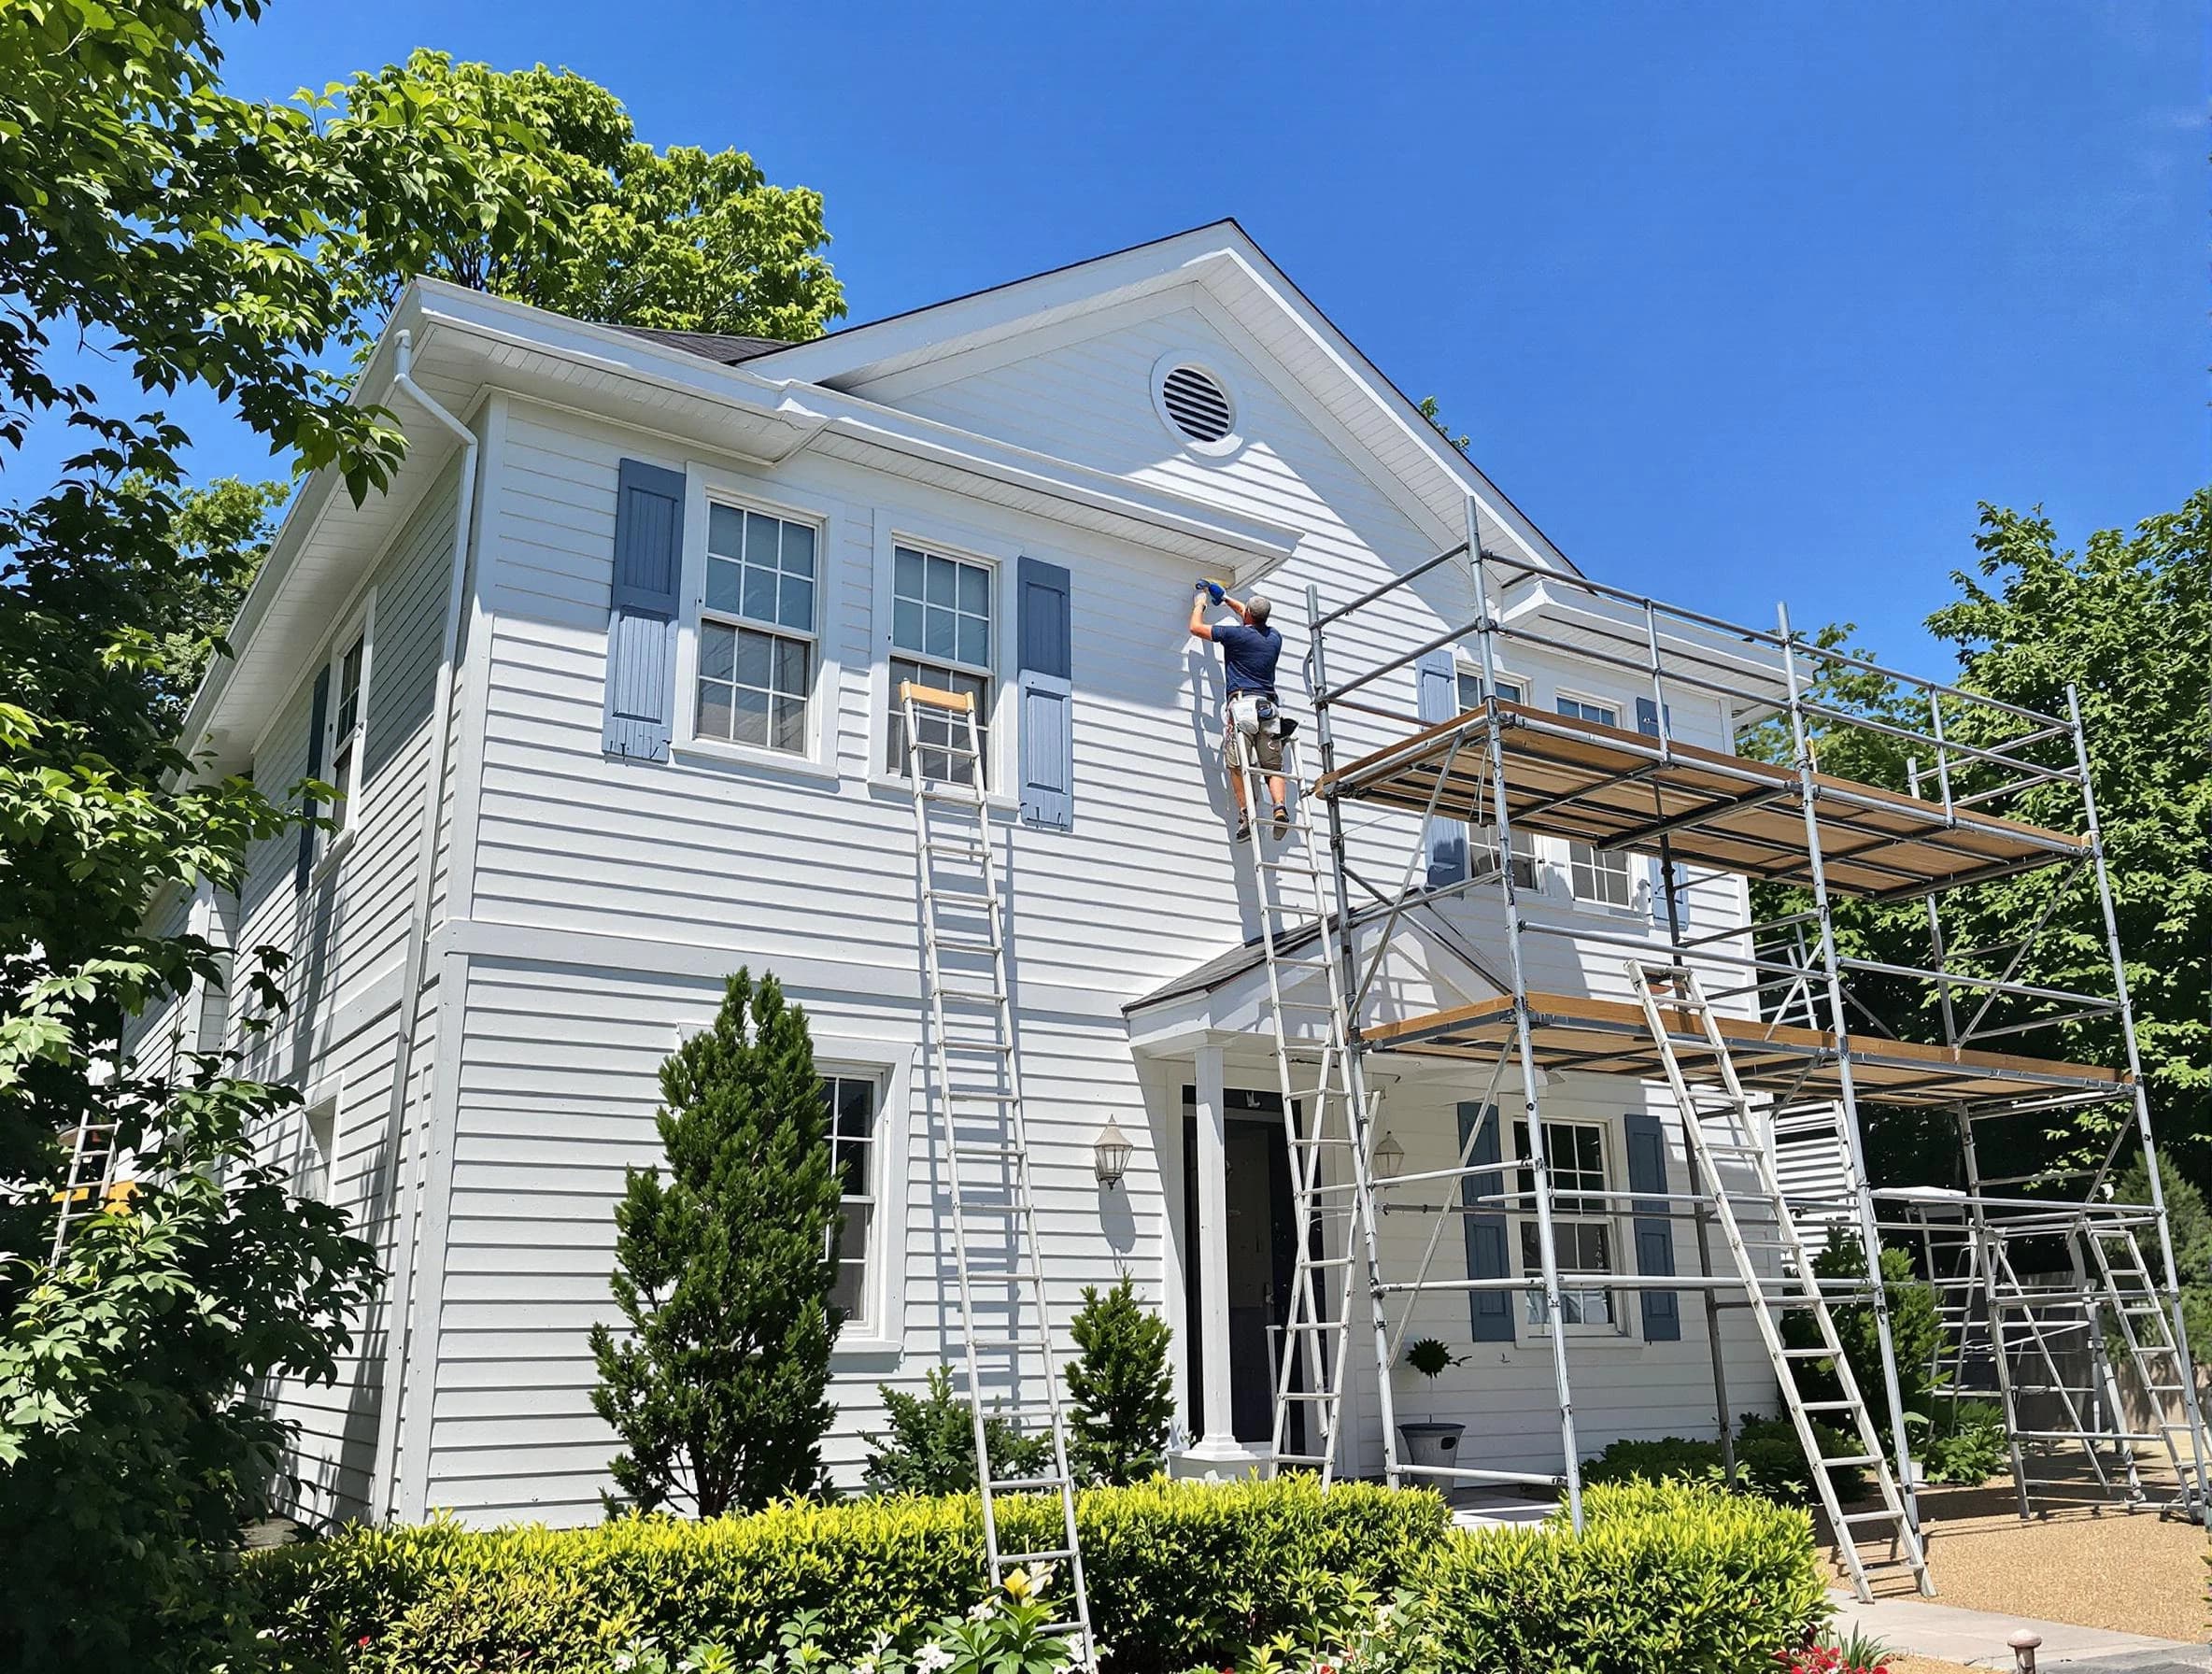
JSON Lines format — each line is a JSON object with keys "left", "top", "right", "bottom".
{"left": 1182, "top": 1090, "right": 1300, "bottom": 1447}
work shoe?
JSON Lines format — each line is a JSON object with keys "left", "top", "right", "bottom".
{"left": 1270, "top": 803, "right": 1291, "bottom": 839}
{"left": 1234, "top": 814, "right": 1253, "bottom": 844}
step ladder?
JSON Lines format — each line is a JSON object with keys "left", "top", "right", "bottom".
{"left": 2081, "top": 1219, "right": 2210, "bottom": 1519}
{"left": 898, "top": 681, "right": 1096, "bottom": 1666}
{"left": 1626, "top": 960, "right": 1935, "bottom": 1601}
{"left": 1227, "top": 730, "right": 1373, "bottom": 1481}
{"left": 50, "top": 1119, "right": 121, "bottom": 1259}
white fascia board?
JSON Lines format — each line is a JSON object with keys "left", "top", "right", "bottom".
{"left": 1498, "top": 576, "right": 1792, "bottom": 707}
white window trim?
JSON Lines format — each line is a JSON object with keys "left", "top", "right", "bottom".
{"left": 299, "top": 1077, "right": 344, "bottom": 1205}
{"left": 866, "top": 514, "right": 1017, "bottom": 811}
{"left": 671, "top": 467, "right": 842, "bottom": 780}
{"left": 312, "top": 590, "right": 376, "bottom": 879}
{"left": 1509, "top": 1115, "right": 1630, "bottom": 1341}
{"left": 815, "top": 1033, "right": 913, "bottom": 1357}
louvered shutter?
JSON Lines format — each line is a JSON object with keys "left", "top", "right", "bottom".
{"left": 603, "top": 459, "right": 686, "bottom": 761}
{"left": 1417, "top": 649, "right": 1468, "bottom": 887}
{"left": 294, "top": 664, "right": 331, "bottom": 892}
{"left": 1624, "top": 1112, "right": 1680, "bottom": 1341}
{"left": 1017, "top": 557, "right": 1073, "bottom": 830}
{"left": 1458, "top": 1101, "right": 1514, "bottom": 1341}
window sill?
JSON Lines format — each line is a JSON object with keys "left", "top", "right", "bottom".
{"left": 830, "top": 1333, "right": 901, "bottom": 1362}
{"left": 864, "top": 773, "right": 1017, "bottom": 817}
{"left": 671, "top": 737, "right": 841, "bottom": 785}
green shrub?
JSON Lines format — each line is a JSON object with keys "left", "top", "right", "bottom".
{"left": 1923, "top": 1397, "right": 2007, "bottom": 1485}
{"left": 1581, "top": 1415, "right": 1866, "bottom": 1507}
{"left": 248, "top": 1475, "right": 1448, "bottom": 1674}
{"left": 1411, "top": 1479, "right": 1829, "bottom": 1673}
{"left": 864, "top": 1367, "right": 1055, "bottom": 1496}
{"left": 1782, "top": 1238, "right": 1944, "bottom": 1433}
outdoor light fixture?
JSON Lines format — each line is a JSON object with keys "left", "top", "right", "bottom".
{"left": 1372, "top": 1130, "right": 1406, "bottom": 1181}
{"left": 1093, "top": 1117, "right": 1132, "bottom": 1189}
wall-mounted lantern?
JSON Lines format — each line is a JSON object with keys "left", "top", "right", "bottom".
{"left": 1372, "top": 1130, "right": 1406, "bottom": 1181}
{"left": 1093, "top": 1117, "right": 1133, "bottom": 1189}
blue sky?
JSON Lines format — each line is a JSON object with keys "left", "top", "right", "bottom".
{"left": 30, "top": 3, "right": 2207, "bottom": 667}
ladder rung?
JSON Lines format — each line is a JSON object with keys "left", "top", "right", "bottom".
{"left": 1838, "top": 1510, "right": 1907, "bottom": 1525}
{"left": 1000, "top": 1548, "right": 1077, "bottom": 1565}
{"left": 988, "top": 1475, "right": 1071, "bottom": 1492}
{"left": 1821, "top": 1454, "right": 1879, "bottom": 1468}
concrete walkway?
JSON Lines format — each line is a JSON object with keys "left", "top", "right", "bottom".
{"left": 1827, "top": 1588, "right": 2212, "bottom": 1670}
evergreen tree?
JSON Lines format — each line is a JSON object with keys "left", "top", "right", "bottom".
{"left": 1064, "top": 1274, "right": 1175, "bottom": 1484}
{"left": 589, "top": 970, "right": 844, "bottom": 1515}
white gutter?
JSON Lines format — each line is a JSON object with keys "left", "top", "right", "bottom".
{"left": 365, "top": 329, "right": 481, "bottom": 1519}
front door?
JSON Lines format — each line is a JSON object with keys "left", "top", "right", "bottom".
{"left": 1183, "top": 1089, "right": 1300, "bottom": 1447}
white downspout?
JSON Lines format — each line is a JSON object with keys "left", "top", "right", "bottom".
{"left": 365, "top": 329, "right": 480, "bottom": 1520}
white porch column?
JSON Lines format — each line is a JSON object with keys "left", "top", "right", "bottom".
{"left": 1185, "top": 1040, "right": 1241, "bottom": 1457}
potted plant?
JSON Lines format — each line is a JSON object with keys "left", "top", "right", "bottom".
{"left": 1396, "top": 1337, "right": 1467, "bottom": 1476}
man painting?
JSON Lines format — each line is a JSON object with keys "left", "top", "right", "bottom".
{"left": 1189, "top": 580, "right": 1290, "bottom": 841}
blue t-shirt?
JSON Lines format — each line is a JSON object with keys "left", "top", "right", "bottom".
{"left": 1212, "top": 621, "right": 1282, "bottom": 696}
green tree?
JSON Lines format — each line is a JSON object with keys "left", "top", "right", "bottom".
{"left": 590, "top": 971, "right": 844, "bottom": 1515}
{"left": 1737, "top": 495, "right": 2210, "bottom": 1192}
{"left": 1064, "top": 1274, "right": 1175, "bottom": 1484}
{"left": 321, "top": 50, "right": 845, "bottom": 340}
{"left": 0, "top": 6, "right": 603, "bottom": 1666}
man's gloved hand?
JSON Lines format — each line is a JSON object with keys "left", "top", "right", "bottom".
{"left": 1205, "top": 580, "right": 1226, "bottom": 604}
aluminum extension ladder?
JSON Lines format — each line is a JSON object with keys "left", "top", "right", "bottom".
{"left": 898, "top": 680, "right": 1096, "bottom": 1666}
{"left": 1227, "top": 729, "right": 1376, "bottom": 1480}
{"left": 50, "top": 1119, "right": 121, "bottom": 1260}
{"left": 1626, "top": 960, "right": 1935, "bottom": 1601}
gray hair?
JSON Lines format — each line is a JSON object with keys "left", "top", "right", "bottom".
{"left": 1246, "top": 594, "right": 1272, "bottom": 625}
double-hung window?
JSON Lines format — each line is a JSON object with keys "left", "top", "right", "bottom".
{"left": 328, "top": 634, "right": 366, "bottom": 827}
{"left": 697, "top": 503, "right": 818, "bottom": 754}
{"left": 820, "top": 1071, "right": 880, "bottom": 1325}
{"left": 1556, "top": 695, "right": 1636, "bottom": 908}
{"left": 886, "top": 544, "right": 993, "bottom": 785}
{"left": 1513, "top": 1118, "right": 1619, "bottom": 1329}
{"left": 1456, "top": 670, "right": 1538, "bottom": 888}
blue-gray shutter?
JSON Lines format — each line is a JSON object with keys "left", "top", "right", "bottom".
{"left": 1624, "top": 1112, "right": 1680, "bottom": 1341}
{"left": 294, "top": 664, "right": 332, "bottom": 892}
{"left": 1458, "top": 1101, "right": 1513, "bottom": 1341}
{"left": 1635, "top": 697, "right": 1691, "bottom": 926}
{"left": 1417, "top": 649, "right": 1467, "bottom": 888}
{"left": 603, "top": 459, "right": 686, "bottom": 761}
{"left": 1017, "top": 556, "right": 1073, "bottom": 830}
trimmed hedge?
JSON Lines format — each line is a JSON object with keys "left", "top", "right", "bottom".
{"left": 1412, "top": 1480, "right": 1830, "bottom": 1674}
{"left": 1581, "top": 1415, "right": 1869, "bottom": 1505}
{"left": 248, "top": 1476, "right": 1447, "bottom": 1674}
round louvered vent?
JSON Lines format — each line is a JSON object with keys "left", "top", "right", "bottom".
{"left": 1158, "top": 364, "right": 1236, "bottom": 445}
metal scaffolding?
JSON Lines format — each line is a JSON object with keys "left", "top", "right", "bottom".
{"left": 1283, "top": 497, "right": 2208, "bottom": 1595}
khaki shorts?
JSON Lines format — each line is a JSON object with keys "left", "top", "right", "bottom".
{"left": 1223, "top": 695, "right": 1283, "bottom": 773}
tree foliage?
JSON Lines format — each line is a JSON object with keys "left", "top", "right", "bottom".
{"left": 1739, "top": 494, "right": 2211, "bottom": 1191}
{"left": 590, "top": 971, "right": 844, "bottom": 1516}
{"left": 321, "top": 50, "right": 845, "bottom": 340}
{"left": 861, "top": 1364, "right": 1055, "bottom": 1497}
{"left": 1064, "top": 1274, "right": 1175, "bottom": 1485}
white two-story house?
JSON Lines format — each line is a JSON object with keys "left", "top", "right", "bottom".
{"left": 138, "top": 221, "right": 1802, "bottom": 1528}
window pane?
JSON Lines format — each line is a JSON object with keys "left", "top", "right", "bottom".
{"left": 772, "top": 694, "right": 806, "bottom": 752}
{"left": 926, "top": 552, "right": 957, "bottom": 606}
{"left": 705, "top": 555, "right": 744, "bottom": 616}
{"left": 781, "top": 520, "right": 815, "bottom": 577}
{"left": 957, "top": 560, "right": 989, "bottom": 616}
{"left": 697, "top": 680, "right": 734, "bottom": 740}
{"left": 777, "top": 575, "right": 814, "bottom": 631}
{"left": 700, "top": 622, "right": 736, "bottom": 681}
{"left": 742, "top": 560, "right": 776, "bottom": 622}
{"left": 744, "top": 510, "right": 777, "bottom": 570}
{"left": 733, "top": 628, "right": 772, "bottom": 690}
{"left": 895, "top": 546, "right": 925, "bottom": 603}
{"left": 957, "top": 613, "right": 988, "bottom": 668}
{"left": 774, "top": 636, "right": 810, "bottom": 697}
{"left": 925, "top": 603, "right": 956, "bottom": 659}
{"left": 892, "top": 597, "right": 924, "bottom": 652}
{"left": 708, "top": 503, "right": 744, "bottom": 558}
{"left": 1498, "top": 681, "right": 1524, "bottom": 704}
{"left": 731, "top": 684, "right": 770, "bottom": 746}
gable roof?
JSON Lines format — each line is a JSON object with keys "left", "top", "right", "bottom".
{"left": 683, "top": 220, "right": 1581, "bottom": 575}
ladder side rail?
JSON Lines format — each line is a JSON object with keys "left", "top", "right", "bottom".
{"left": 1779, "top": 603, "right": 1931, "bottom": 1583}
{"left": 2087, "top": 1224, "right": 2194, "bottom": 1488}
{"left": 2065, "top": 1228, "right": 2147, "bottom": 1497}
{"left": 1304, "top": 581, "right": 1400, "bottom": 1493}
{"left": 1628, "top": 969, "right": 1887, "bottom": 1602}
{"left": 1470, "top": 535, "right": 1585, "bottom": 1532}
{"left": 1990, "top": 1238, "right": 2115, "bottom": 1497}
{"left": 2065, "top": 682, "right": 2212, "bottom": 1523}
